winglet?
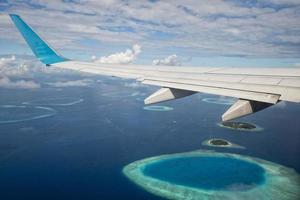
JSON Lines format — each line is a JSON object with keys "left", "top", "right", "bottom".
{"left": 9, "top": 14, "right": 68, "bottom": 65}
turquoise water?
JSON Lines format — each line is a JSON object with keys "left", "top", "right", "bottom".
{"left": 143, "top": 156, "right": 266, "bottom": 190}
{"left": 202, "top": 97, "right": 235, "bottom": 105}
{"left": 22, "top": 97, "right": 84, "bottom": 106}
{"left": 143, "top": 106, "right": 174, "bottom": 111}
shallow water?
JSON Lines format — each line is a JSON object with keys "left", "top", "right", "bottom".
{"left": 22, "top": 97, "right": 84, "bottom": 106}
{"left": 143, "top": 156, "right": 265, "bottom": 190}
{"left": 202, "top": 97, "right": 236, "bottom": 105}
{"left": 0, "top": 105, "right": 56, "bottom": 124}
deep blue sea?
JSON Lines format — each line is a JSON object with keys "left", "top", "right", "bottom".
{"left": 0, "top": 73, "right": 299, "bottom": 200}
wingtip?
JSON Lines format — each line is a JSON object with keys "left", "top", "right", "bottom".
{"left": 9, "top": 14, "right": 20, "bottom": 18}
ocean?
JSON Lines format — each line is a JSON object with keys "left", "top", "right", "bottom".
{"left": 0, "top": 73, "right": 299, "bottom": 200}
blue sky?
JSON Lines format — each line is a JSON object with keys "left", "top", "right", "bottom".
{"left": 0, "top": 0, "right": 300, "bottom": 67}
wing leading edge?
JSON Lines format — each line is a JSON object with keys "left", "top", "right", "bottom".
{"left": 10, "top": 14, "right": 300, "bottom": 121}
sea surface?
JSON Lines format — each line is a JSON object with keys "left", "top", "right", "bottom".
{"left": 0, "top": 73, "right": 300, "bottom": 200}
{"left": 142, "top": 156, "right": 265, "bottom": 190}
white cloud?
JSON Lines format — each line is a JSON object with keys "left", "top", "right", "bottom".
{"left": 0, "top": 55, "right": 16, "bottom": 65}
{"left": 0, "top": 55, "right": 40, "bottom": 89}
{"left": 153, "top": 54, "right": 181, "bottom": 66}
{"left": 0, "top": 76, "right": 40, "bottom": 89}
{"left": 93, "top": 44, "right": 141, "bottom": 64}
{"left": 0, "top": 54, "right": 71, "bottom": 77}
{"left": 224, "top": 28, "right": 241, "bottom": 35}
{"left": 0, "top": 55, "right": 34, "bottom": 77}
{"left": 91, "top": 55, "right": 97, "bottom": 61}
{"left": 0, "top": 55, "right": 83, "bottom": 90}
{"left": 46, "top": 79, "right": 93, "bottom": 87}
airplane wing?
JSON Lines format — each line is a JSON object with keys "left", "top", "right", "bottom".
{"left": 9, "top": 14, "right": 300, "bottom": 121}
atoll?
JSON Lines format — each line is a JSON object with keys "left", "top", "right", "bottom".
{"left": 0, "top": 105, "right": 56, "bottom": 124}
{"left": 22, "top": 97, "right": 84, "bottom": 106}
{"left": 101, "top": 91, "right": 133, "bottom": 98}
{"left": 143, "top": 105, "right": 174, "bottom": 111}
{"left": 202, "top": 97, "right": 235, "bottom": 105}
{"left": 123, "top": 150, "right": 300, "bottom": 200}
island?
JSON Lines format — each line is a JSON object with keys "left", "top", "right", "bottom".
{"left": 123, "top": 150, "right": 300, "bottom": 200}
{"left": 209, "top": 139, "right": 230, "bottom": 146}
{"left": 218, "top": 121, "right": 263, "bottom": 131}
{"left": 202, "top": 138, "right": 245, "bottom": 149}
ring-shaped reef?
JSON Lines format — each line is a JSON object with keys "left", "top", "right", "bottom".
{"left": 101, "top": 91, "right": 134, "bottom": 98}
{"left": 202, "top": 138, "right": 245, "bottom": 149}
{"left": 22, "top": 97, "right": 84, "bottom": 106}
{"left": 218, "top": 121, "right": 263, "bottom": 132}
{"left": 131, "top": 92, "right": 145, "bottom": 97}
{"left": 0, "top": 105, "right": 56, "bottom": 124}
{"left": 143, "top": 106, "right": 174, "bottom": 111}
{"left": 123, "top": 150, "right": 300, "bottom": 200}
{"left": 202, "top": 97, "right": 235, "bottom": 105}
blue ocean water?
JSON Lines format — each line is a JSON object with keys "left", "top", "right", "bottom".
{"left": 0, "top": 73, "right": 299, "bottom": 200}
{"left": 142, "top": 156, "right": 265, "bottom": 190}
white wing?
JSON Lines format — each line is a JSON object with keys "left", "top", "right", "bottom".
{"left": 10, "top": 14, "right": 300, "bottom": 121}
{"left": 53, "top": 61, "right": 300, "bottom": 121}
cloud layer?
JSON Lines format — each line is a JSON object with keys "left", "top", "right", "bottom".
{"left": 0, "top": 54, "right": 80, "bottom": 89}
{"left": 153, "top": 54, "right": 181, "bottom": 66}
{"left": 0, "top": 76, "right": 40, "bottom": 89}
{"left": 0, "top": 0, "right": 299, "bottom": 62}
{"left": 46, "top": 79, "right": 93, "bottom": 87}
{"left": 0, "top": 55, "right": 41, "bottom": 89}
{"left": 92, "top": 44, "right": 141, "bottom": 64}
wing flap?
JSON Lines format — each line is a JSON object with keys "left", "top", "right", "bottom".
{"left": 141, "top": 77, "right": 300, "bottom": 103}
{"left": 142, "top": 79, "right": 280, "bottom": 104}
{"left": 53, "top": 61, "right": 300, "bottom": 103}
